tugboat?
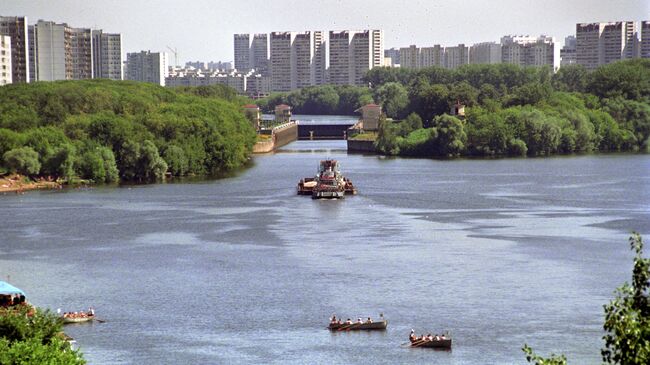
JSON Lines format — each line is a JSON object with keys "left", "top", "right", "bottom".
{"left": 297, "top": 159, "right": 357, "bottom": 199}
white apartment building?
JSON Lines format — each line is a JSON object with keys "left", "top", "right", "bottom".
{"left": 329, "top": 30, "right": 383, "bottom": 86}
{"left": 560, "top": 36, "right": 577, "bottom": 66}
{"left": 35, "top": 20, "right": 69, "bottom": 81}
{"left": 469, "top": 42, "right": 502, "bottom": 64}
{"left": 576, "top": 21, "right": 637, "bottom": 70}
{"left": 399, "top": 45, "right": 418, "bottom": 69}
{"left": 269, "top": 32, "right": 292, "bottom": 92}
{"left": 420, "top": 46, "right": 444, "bottom": 68}
{"left": 125, "top": 51, "right": 168, "bottom": 86}
{"left": 444, "top": 44, "right": 469, "bottom": 69}
{"left": 0, "top": 16, "right": 29, "bottom": 83}
{"left": 642, "top": 21, "right": 650, "bottom": 58}
{"left": 501, "top": 35, "right": 554, "bottom": 67}
{"left": 600, "top": 21, "right": 636, "bottom": 64}
{"left": 234, "top": 33, "right": 268, "bottom": 74}
{"left": 0, "top": 35, "right": 11, "bottom": 85}
{"left": 92, "top": 30, "right": 122, "bottom": 80}
{"left": 269, "top": 31, "right": 326, "bottom": 92}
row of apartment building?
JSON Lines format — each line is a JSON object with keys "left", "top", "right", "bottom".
{"left": 0, "top": 16, "right": 123, "bottom": 85}
{"left": 392, "top": 35, "right": 555, "bottom": 70}
{"left": 389, "top": 21, "right": 650, "bottom": 72}
{"left": 233, "top": 30, "right": 384, "bottom": 91}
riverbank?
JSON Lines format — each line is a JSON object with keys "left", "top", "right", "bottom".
{"left": 0, "top": 174, "right": 62, "bottom": 194}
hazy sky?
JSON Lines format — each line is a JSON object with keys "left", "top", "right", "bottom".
{"left": 3, "top": 0, "right": 649, "bottom": 64}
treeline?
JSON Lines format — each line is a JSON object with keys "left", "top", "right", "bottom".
{"left": 370, "top": 60, "right": 650, "bottom": 157}
{"left": 256, "top": 85, "right": 373, "bottom": 115}
{"left": 0, "top": 81, "right": 257, "bottom": 183}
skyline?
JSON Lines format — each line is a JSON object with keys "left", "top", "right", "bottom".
{"left": 2, "top": 0, "right": 649, "bottom": 64}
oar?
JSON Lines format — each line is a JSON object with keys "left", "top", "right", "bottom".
{"left": 94, "top": 318, "right": 106, "bottom": 323}
{"left": 411, "top": 339, "right": 430, "bottom": 347}
{"left": 338, "top": 323, "right": 360, "bottom": 331}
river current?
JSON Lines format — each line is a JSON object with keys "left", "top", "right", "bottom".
{"left": 1, "top": 140, "right": 649, "bottom": 364}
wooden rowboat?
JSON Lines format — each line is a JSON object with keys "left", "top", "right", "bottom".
{"left": 328, "top": 320, "right": 388, "bottom": 331}
{"left": 411, "top": 337, "right": 452, "bottom": 349}
{"left": 62, "top": 314, "right": 94, "bottom": 324}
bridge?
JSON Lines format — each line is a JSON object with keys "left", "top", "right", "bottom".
{"left": 297, "top": 122, "right": 356, "bottom": 140}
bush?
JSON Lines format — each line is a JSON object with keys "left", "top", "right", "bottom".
{"left": 3, "top": 147, "right": 41, "bottom": 175}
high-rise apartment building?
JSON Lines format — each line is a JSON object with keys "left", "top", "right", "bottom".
{"left": 234, "top": 33, "right": 269, "bottom": 74}
{"left": 69, "top": 27, "right": 92, "bottom": 80}
{"left": 269, "top": 32, "right": 292, "bottom": 92}
{"left": 329, "top": 30, "right": 383, "bottom": 86}
{"left": 560, "top": 35, "right": 577, "bottom": 66}
{"left": 444, "top": 44, "right": 469, "bottom": 69}
{"left": 269, "top": 31, "right": 326, "bottom": 92}
{"left": 28, "top": 25, "right": 37, "bottom": 82}
{"left": 234, "top": 34, "right": 251, "bottom": 72}
{"left": 92, "top": 30, "right": 122, "bottom": 80}
{"left": 35, "top": 20, "right": 69, "bottom": 81}
{"left": 469, "top": 42, "right": 502, "bottom": 64}
{"left": 0, "top": 16, "right": 29, "bottom": 82}
{"left": 600, "top": 21, "right": 636, "bottom": 64}
{"left": 642, "top": 21, "right": 650, "bottom": 59}
{"left": 251, "top": 34, "right": 269, "bottom": 75}
{"left": 576, "top": 22, "right": 638, "bottom": 70}
{"left": 125, "top": 51, "right": 168, "bottom": 86}
{"left": 420, "top": 45, "right": 444, "bottom": 68}
{"left": 501, "top": 35, "right": 554, "bottom": 67}
{"left": 399, "top": 45, "right": 418, "bottom": 69}
{"left": 1, "top": 35, "right": 12, "bottom": 85}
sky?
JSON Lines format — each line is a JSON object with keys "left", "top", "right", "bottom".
{"left": 3, "top": 0, "right": 649, "bottom": 64}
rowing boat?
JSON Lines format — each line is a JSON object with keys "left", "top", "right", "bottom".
{"left": 411, "top": 337, "right": 452, "bottom": 349}
{"left": 328, "top": 320, "right": 388, "bottom": 331}
{"left": 62, "top": 314, "right": 94, "bottom": 324}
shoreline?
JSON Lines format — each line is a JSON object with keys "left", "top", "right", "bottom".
{"left": 0, "top": 175, "right": 62, "bottom": 195}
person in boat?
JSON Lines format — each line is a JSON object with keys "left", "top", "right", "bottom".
{"left": 89, "top": 307, "right": 95, "bottom": 316}
{"left": 366, "top": 317, "right": 372, "bottom": 323}
{"left": 345, "top": 318, "right": 352, "bottom": 324}
{"left": 409, "top": 329, "right": 417, "bottom": 343}
{"left": 357, "top": 318, "right": 363, "bottom": 324}
{"left": 330, "top": 314, "right": 337, "bottom": 324}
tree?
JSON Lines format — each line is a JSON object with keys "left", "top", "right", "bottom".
{"left": 602, "top": 233, "right": 650, "bottom": 365}
{"left": 162, "top": 144, "right": 188, "bottom": 176}
{"left": 3, "top": 147, "right": 41, "bottom": 175}
{"left": 43, "top": 143, "right": 76, "bottom": 180}
{"left": 522, "top": 344, "right": 567, "bottom": 365}
{"left": 430, "top": 114, "right": 467, "bottom": 157}
{"left": 374, "top": 82, "right": 409, "bottom": 119}
{"left": 0, "top": 306, "right": 85, "bottom": 365}
{"left": 552, "top": 64, "right": 588, "bottom": 92}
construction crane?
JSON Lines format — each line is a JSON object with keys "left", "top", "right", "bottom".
{"left": 166, "top": 46, "right": 179, "bottom": 67}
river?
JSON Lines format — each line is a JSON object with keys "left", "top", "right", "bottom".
{"left": 1, "top": 140, "right": 649, "bottom": 364}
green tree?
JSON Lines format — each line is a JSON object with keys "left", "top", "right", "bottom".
{"left": 522, "top": 344, "right": 567, "bottom": 365}
{"left": 552, "top": 64, "right": 588, "bottom": 92}
{"left": 0, "top": 306, "right": 85, "bottom": 365}
{"left": 602, "top": 233, "right": 650, "bottom": 365}
{"left": 374, "top": 82, "right": 409, "bottom": 119}
{"left": 162, "top": 144, "right": 188, "bottom": 176}
{"left": 3, "top": 147, "right": 41, "bottom": 175}
{"left": 430, "top": 114, "right": 467, "bottom": 157}
{"left": 43, "top": 143, "right": 76, "bottom": 180}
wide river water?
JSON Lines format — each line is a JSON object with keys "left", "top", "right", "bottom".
{"left": 1, "top": 140, "right": 649, "bottom": 364}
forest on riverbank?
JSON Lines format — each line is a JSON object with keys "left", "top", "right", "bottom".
{"left": 258, "top": 59, "right": 650, "bottom": 157}
{"left": 0, "top": 81, "right": 256, "bottom": 184}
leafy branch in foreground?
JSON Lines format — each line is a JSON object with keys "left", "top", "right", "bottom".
{"left": 524, "top": 233, "right": 650, "bottom": 365}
